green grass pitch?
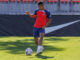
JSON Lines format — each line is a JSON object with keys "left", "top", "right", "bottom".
{"left": 0, "top": 37, "right": 80, "bottom": 60}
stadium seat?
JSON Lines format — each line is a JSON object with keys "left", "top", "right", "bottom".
{"left": 9, "top": 0, "right": 20, "bottom": 3}
{"left": 0, "top": 0, "right": 8, "bottom": 2}
{"left": 47, "top": 0, "right": 58, "bottom": 3}
{"left": 72, "top": 0, "right": 80, "bottom": 3}
{"left": 35, "top": 0, "right": 45, "bottom": 3}
{"left": 9, "top": 0, "right": 15, "bottom": 2}
{"left": 21, "top": 0, "right": 33, "bottom": 3}
{"left": 60, "top": 0, "right": 71, "bottom": 3}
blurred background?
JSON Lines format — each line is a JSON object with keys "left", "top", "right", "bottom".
{"left": 0, "top": 0, "right": 80, "bottom": 15}
{"left": 0, "top": 0, "right": 80, "bottom": 36}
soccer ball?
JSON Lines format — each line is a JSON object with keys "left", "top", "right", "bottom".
{"left": 25, "top": 48, "right": 33, "bottom": 55}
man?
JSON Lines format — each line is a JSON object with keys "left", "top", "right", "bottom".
{"left": 26, "top": 2, "right": 52, "bottom": 55}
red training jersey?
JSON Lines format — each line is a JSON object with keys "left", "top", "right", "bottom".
{"left": 34, "top": 9, "right": 51, "bottom": 28}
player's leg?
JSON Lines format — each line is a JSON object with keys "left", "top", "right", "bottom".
{"left": 33, "top": 28, "right": 39, "bottom": 45}
{"left": 34, "top": 37, "right": 38, "bottom": 45}
{"left": 36, "top": 28, "right": 45, "bottom": 55}
{"left": 38, "top": 33, "right": 45, "bottom": 45}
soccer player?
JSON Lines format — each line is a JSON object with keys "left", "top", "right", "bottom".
{"left": 26, "top": 2, "right": 52, "bottom": 55}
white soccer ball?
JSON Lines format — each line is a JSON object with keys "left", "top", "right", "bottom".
{"left": 25, "top": 48, "right": 33, "bottom": 55}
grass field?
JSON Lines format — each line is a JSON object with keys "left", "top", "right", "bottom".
{"left": 0, "top": 37, "right": 80, "bottom": 60}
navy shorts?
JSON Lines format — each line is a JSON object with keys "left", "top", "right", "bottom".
{"left": 33, "top": 27, "right": 45, "bottom": 37}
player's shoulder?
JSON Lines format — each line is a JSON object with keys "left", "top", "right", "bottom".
{"left": 44, "top": 9, "right": 52, "bottom": 18}
{"left": 44, "top": 9, "right": 50, "bottom": 13}
{"left": 44, "top": 9, "right": 51, "bottom": 15}
{"left": 35, "top": 9, "right": 39, "bottom": 12}
{"left": 34, "top": 9, "right": 39, "bottom": 15}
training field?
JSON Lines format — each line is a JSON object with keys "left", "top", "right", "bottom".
{"left": 0, "top": 37, "right": 80, "bottom": 60}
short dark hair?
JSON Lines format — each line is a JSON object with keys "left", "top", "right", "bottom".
{"left": 38, "top": 2, "right": 44, "bottom": 5}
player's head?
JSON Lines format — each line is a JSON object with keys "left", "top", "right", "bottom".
{"left": 38, "top": 2, "right": 44, "bottom": 10}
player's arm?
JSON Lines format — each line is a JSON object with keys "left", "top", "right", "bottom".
{"left": 25, "top": 11, "right": 36, "bottom": 18}
{"left": 42, "top": 18, "right": 52, "bottom": 29}
{"left": 42, "top": 12, "right": 52, "bottom": 29}
{"left": 46, "top": 12, "right": 52, "bottom": 27}
{"left": 46, "top": 18, "right": 52, "bottom": 27}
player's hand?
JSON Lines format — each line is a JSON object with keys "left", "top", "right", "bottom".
{"left": 42, "top": 26, "right": 46, "bottom": 29}
{"left": 26, "top": 11, "right": 30, "bottom": 15}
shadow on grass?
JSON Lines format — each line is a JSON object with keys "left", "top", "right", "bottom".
{"left": 35, "top": 54, "right": 54, "bottom": 59}
{"left": 44, "top": 37, "right": 68, "bottom": 42}
{"left": 0, "top": 37, "right": 67, "bottom": 54}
